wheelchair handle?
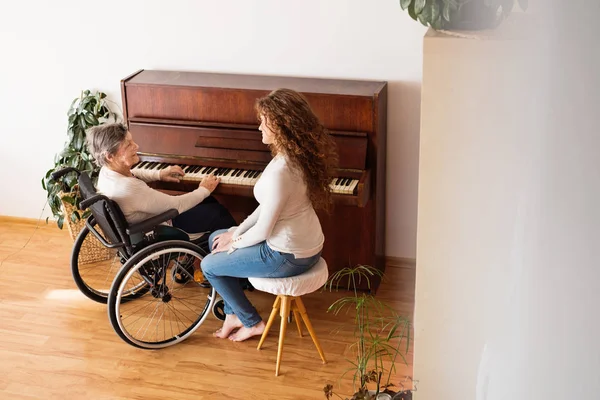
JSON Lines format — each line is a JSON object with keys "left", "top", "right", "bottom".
{"left": 50, "top": 167, "right": 81, "bottom": 181}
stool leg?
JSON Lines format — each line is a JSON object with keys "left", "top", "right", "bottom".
{"left": 292, "top": 305, "right": 303, "bottom": 337}
{"left": 257, "top": 295, "right": 281, "bottom": 350}
{"left": 275, "top": 295, "right": 291, "bottom": 376}
{"left": 295, "top": 297, "right": 327, "bottom": 364}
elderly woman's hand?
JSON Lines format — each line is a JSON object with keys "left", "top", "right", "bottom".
{"left": 159, "top": 165, "right": 185, "bottom": 182}
{"left": 200, "top": 174, "right": 220, "bottom": 193}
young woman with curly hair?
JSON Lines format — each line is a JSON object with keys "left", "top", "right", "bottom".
{"left": 201, "top": 88, "right": 338, "bottom": 342}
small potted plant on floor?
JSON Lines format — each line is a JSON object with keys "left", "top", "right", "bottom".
{"left": 322, "top": 265, "right": 413, "bottom": 400}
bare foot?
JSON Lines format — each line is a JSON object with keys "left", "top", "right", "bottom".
{"left": 228, "top": 320, "right": 266, "bottom": 342}
{"left": 213, "top": 314, "right": 243, "bottom": 339}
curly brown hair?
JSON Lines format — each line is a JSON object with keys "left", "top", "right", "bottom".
{"left": 255, "top": 88, "right": 338, "bottom": 212}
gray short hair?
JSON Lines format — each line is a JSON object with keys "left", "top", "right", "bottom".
{"left": 86, "top": 123, "right": 128, "bottom": 167}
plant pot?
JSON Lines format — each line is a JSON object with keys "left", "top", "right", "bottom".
{"left": 60, "top": 192, "right": 111, "bottom": 265}
{"left": 444, "top": 2, "right": 505, "bottom": 31}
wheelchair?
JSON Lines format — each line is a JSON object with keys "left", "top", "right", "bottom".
{"left": 52, "top": 167, "right": 240, "bottom": 349}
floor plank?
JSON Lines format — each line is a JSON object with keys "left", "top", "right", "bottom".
{"left": 0, "top": 217, "right": 414, "bottom": 399}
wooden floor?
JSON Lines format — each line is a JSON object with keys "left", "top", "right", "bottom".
{"left": 0, "top": 217, "right": 414, "bottom": 400}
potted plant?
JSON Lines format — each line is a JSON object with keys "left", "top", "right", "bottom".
{"left": 42, "top": 90, "right": 118, "bottom": 237}
{"left": 322, "top": 265, "right": 414, "bottom": 400}
{"left": 399, "top": 0, "right": 528, "bottom": 31}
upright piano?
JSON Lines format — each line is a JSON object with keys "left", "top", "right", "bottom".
{"left": 121, "top": 70, "right": 387, "bottom": 291}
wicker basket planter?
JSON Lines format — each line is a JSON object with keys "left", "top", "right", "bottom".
{"left": 60, "top": 192, "right": 111, "bottom": 265}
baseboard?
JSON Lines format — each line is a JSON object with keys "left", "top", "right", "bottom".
{"left": 0, "top": 215, "right": 56, "bottom": 227}
{"left": 386, "top": 256, "right": 416, "bottom": 269}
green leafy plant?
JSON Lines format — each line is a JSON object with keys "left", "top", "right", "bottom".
{"left": 42, "top": 90, "right": 118, "bottom": 229}
{"left": 400, "top": 0, "right": 528, "bottom": 30}
{"left": 323, "top": 265, "right": 412, "bottom": 400}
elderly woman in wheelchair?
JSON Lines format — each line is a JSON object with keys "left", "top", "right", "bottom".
{"left": 52, "top": 123, "right": 241, "bottom": 349}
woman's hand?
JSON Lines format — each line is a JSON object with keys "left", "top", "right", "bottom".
{"left": 200, "top": 174, "right": 220, "bottom": 193}
{"left": 159, "top": 165, "right": 185, "bottom": 182}
{"left": 212, "top": 231, "right": 233, "bottom": 253}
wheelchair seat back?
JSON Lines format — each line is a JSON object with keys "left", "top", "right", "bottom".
{"left": 78, "top": 172, "right": 133, "bottom": 255}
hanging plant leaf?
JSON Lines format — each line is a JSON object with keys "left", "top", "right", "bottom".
{"left": 414, "top": 0, "right": 426, "bottom": 14}
{"left": 417, "top": 4, "right": 431, "bottom": 26}
{"left": 431, "top": 3, "right": 440, "bottom": 23}
{"left": 400, "top": 0, "right": 413, "bottom": 10}
{"left": 443, "top": 2, "right": 451, "bottom": 20}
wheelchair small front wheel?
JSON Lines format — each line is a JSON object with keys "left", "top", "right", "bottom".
{"left": 212, "top": 298, "right": 226, "bottom": 321}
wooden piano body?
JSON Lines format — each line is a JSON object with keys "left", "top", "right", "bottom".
{"left": 121, "top": 70, "right": 387, "bottom": 291}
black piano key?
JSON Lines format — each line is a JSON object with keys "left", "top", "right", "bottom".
{"left": 335, "top": 177, "right": 342, "bottom": 185}
{"left": 343, "top": 178, "right": 351, "bottom": 186}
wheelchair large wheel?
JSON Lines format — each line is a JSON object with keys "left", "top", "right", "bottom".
{"left": 107, "top": 240, "right": 216, "bottom": 349}
{"left": 71, "top": 222, "right": 146, "bottom": 303}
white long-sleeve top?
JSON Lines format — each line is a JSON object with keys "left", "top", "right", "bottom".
{"left": 230, "top": 155, "right": 324, "bottom": 258}
{"left": 96, "top": 166, "right": 210, "bottom": 224}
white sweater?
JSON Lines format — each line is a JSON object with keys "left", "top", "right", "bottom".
{"left": 231, "top": 155, "right": 324, "bottom": 258}
{"left": 96, "top": 166, "right": 210, "bottom": 224}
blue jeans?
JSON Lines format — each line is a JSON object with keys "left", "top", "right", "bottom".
{"left": 201, "top": 229, "right": 322, "bottom": 327}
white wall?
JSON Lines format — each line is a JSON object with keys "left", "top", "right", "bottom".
{"left": 0, "top": 0, "right": 426, "bottom": 259}
{"left": 414, "top": 6, "right": 600, "bottom": 400}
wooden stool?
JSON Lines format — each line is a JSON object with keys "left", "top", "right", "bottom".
{"left": 249, "top": 257, "right": 329, "bottom": 376}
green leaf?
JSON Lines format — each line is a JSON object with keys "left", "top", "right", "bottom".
{"left": 418, "top": 3, "right": 431, "bottom": 26}
{"left": 61, "top": 195, "right": 76, "bottom": 205}
{"left": 84, "top": 113, "right": 98, "bottom": 125}
{"left": 433, "top": 14, "right": 443, "bottom": 29}
{"left": 431, "top": 3, "right": 440, "bottom": 23}
{"left": 400, "top": 0, "right": 412, "bottom": 10}
{"left": 57, "top": 216, "right": 64, "bottom": 229}
{"left": 408, "top": 2, "right": 418, "bottom": 20}
{"left": 414, "top": 0, "right": 426, "bottom": 14}
{"left": 443, "top": 2, "right": 451, "bottom": 20}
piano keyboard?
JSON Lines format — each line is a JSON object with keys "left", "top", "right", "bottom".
{"left": 132, "top": 161, "right": 359, "bottom": 195}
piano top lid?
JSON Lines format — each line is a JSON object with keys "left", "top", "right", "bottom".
{"left": 125, "top": 70, "right": 387, "bottom": 98}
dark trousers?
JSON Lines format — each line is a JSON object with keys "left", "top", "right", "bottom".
{"left": 172, "top": 196, "right": 236, "bottom": 234}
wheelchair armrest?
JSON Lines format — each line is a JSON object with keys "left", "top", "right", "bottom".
{"left": 80, "top": 194, "right": 111, "bottom": 210}
{"left": 126, "top": 209, "right": 179, "bottom": 235}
